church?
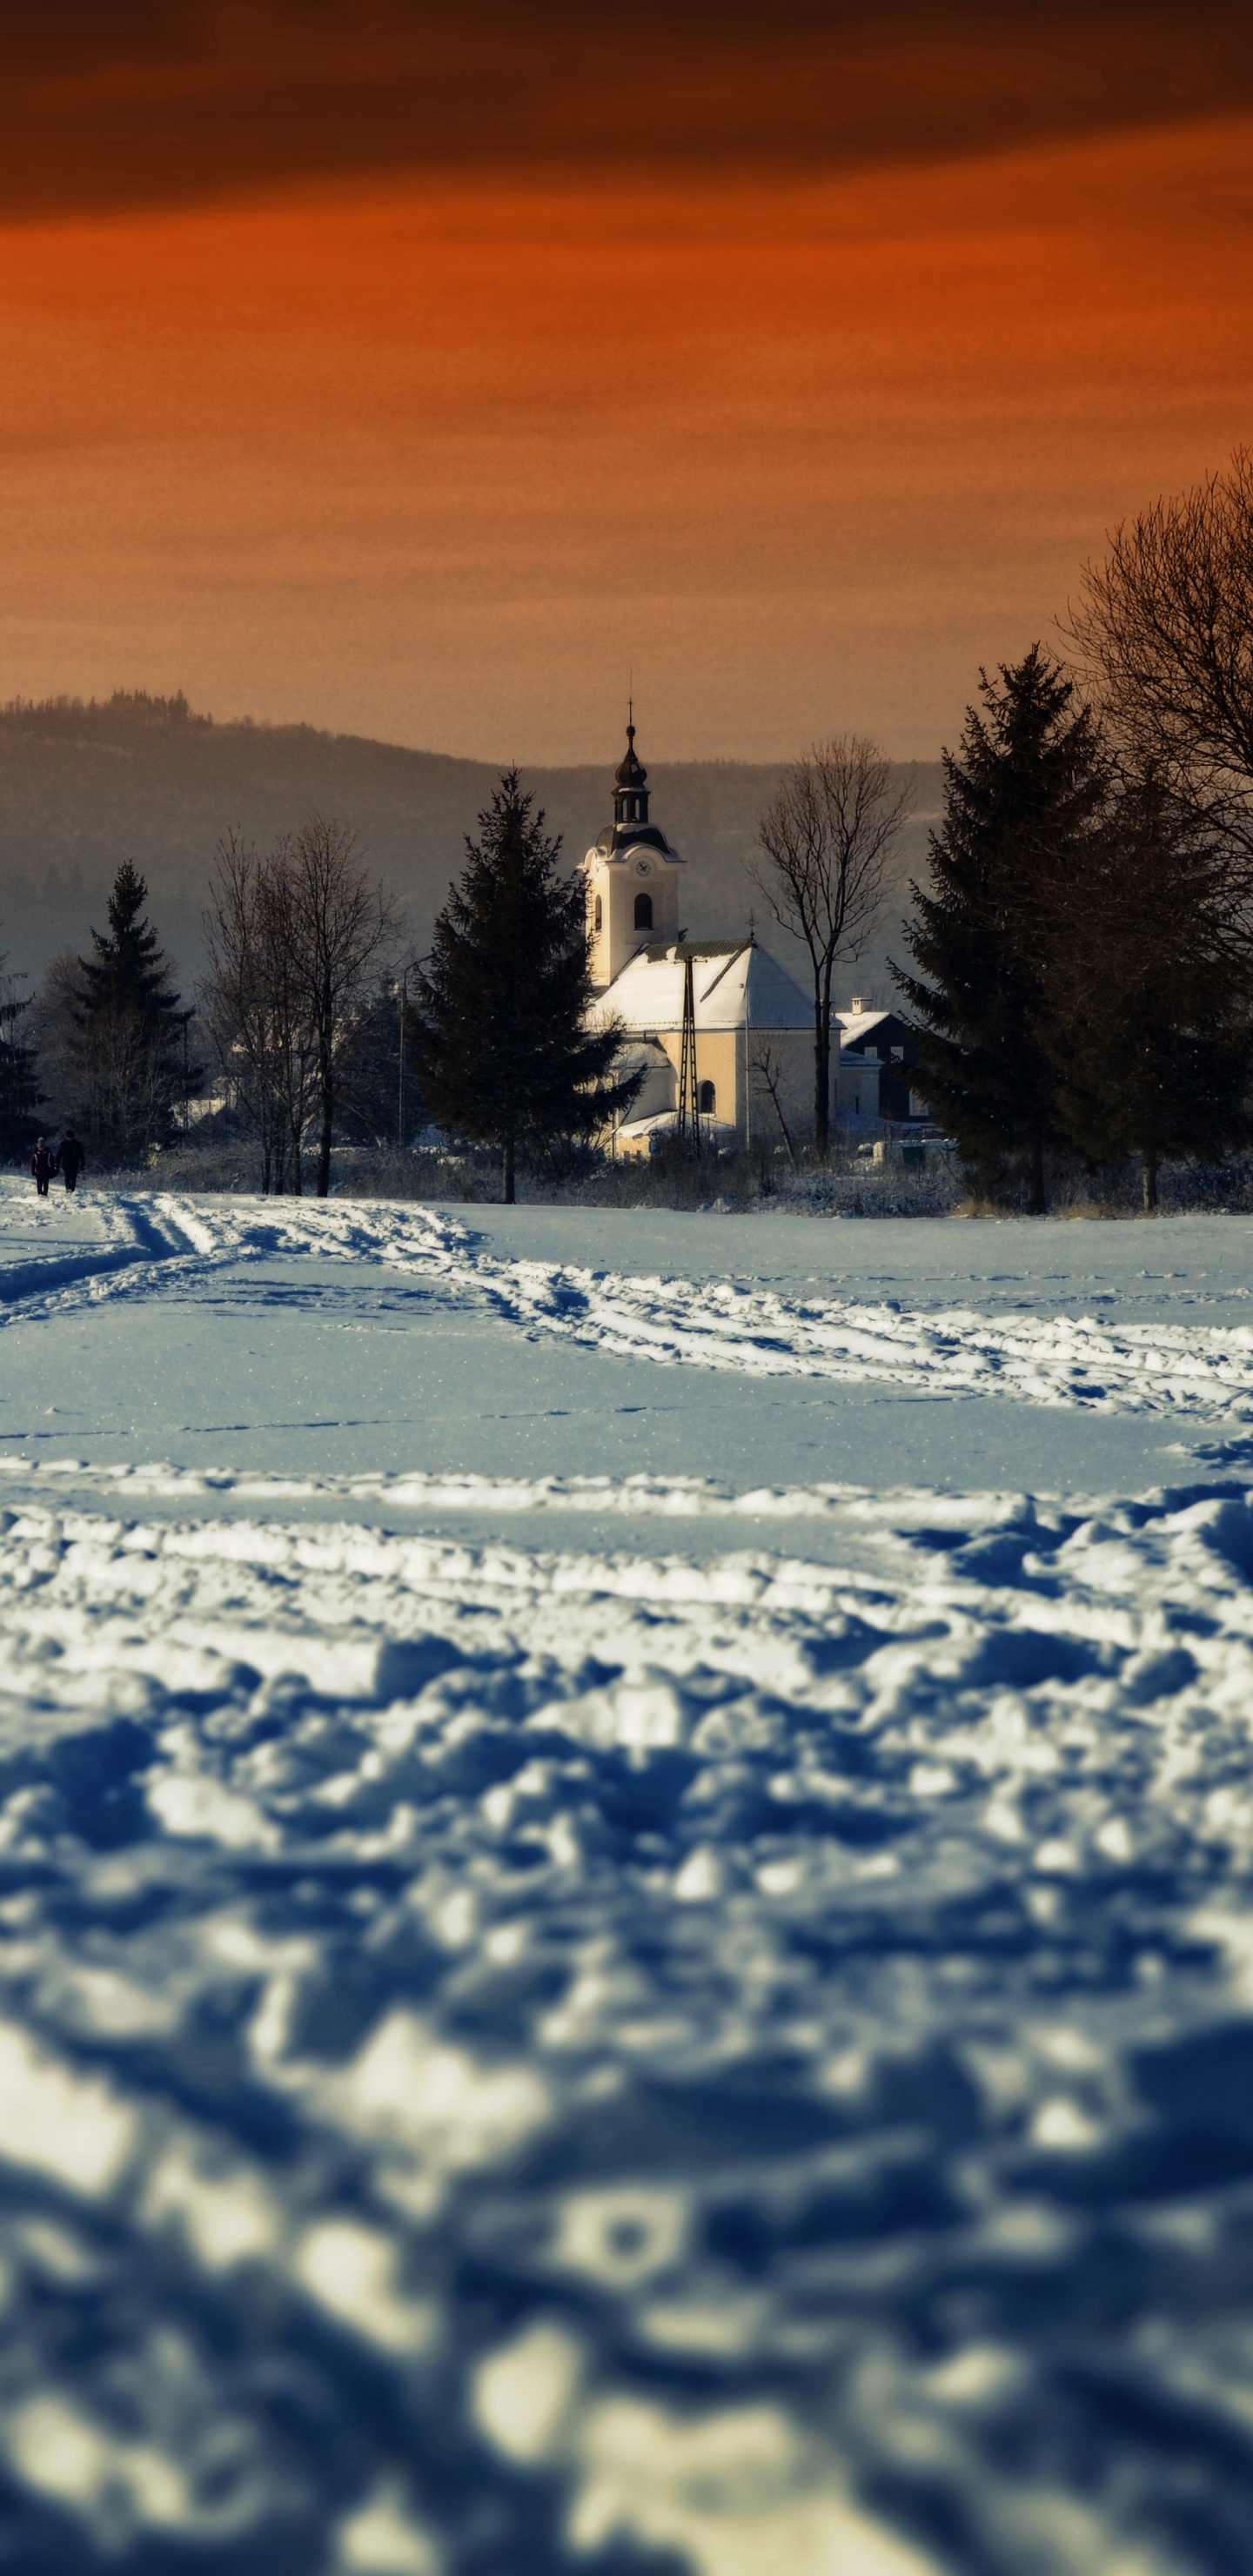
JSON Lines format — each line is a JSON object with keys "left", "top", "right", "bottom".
{"left": 583, "top": 723, "right": 816, "bottom": 1154}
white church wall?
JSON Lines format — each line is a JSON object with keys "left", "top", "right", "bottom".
{"left": 744, "top": 1027, "right": 813, "bottom": 1153}
{"left": 585, "top": 844, "right": 682, "bottom": 988}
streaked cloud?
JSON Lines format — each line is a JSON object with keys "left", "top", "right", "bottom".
{"left": 3, "top": 3, "right": 1251, "bottom": 216}
{"left": 2, "top": 113, "right": 1250, "bottom": 759}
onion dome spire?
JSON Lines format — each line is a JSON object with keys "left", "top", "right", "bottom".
{"left": 613, "top": 706, "right": 650, "bottom": 828}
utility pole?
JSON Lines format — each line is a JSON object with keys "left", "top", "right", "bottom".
{"left": 396, "top": 970, "right": 406, "bottom": 1150}
{"left": 676, "top": 947, "right": 699, "bottom": 1152}
{"left": 743, "top": 923, "right": 753, "bottom": 1154}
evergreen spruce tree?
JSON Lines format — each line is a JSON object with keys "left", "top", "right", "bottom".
{"left": 75, "top": 860, "right": 196, "bottom": 1158}
{"left": 1045, "top": 769, "right": 1253, "bottom": 1211}
{"left": 412, "top": 772, "right": 640, "bottom": 1201}
{"left": 0, "top": 960, "right": 40, "bottom": 1160}
{"left": 895, "top": 647, "right": 1107, "bottom": 1210}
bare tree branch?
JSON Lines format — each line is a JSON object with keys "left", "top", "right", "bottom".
{"left": 749, "top": 735, "right": 909, "bottom": 1155}
{"left": 748, "top": 1034, "right": 798, "bottom": 1165}
{"left": 204, "top": 822, "right": 397, "bottom": 1196}
{"left": 1064, "top": 446, "right": 1253, "bottom": 889}
{"left": 287, "top": 816, "right": 399, "bottom": 1198}
{"left": 203, "top": 833, "right": 318, "bottom": 1194}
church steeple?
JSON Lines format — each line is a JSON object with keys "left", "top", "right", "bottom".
{"left": 613, "top": 711, "right": 650, "bottom": 829}
{"left": 584, "top": 708, "right": 685, "bottom": 989}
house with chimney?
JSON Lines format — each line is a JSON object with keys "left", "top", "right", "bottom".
{"left": 835, "top": 1002, "right": 925, "bottom": 1131}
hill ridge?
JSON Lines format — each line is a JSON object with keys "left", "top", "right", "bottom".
{"left": 0, "top": 692, "right": 941, "bottom": 1000}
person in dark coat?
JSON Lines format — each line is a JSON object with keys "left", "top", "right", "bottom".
{"left": 30, "top": 1138, "right": 55, "bottom": 1197}
{"left": 58, "top": 1130, "right": 85, "bottom": 1193}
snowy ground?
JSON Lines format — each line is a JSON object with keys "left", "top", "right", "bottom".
{"left": 4, "top": 1183, "right": 1253, "bottom": 2573}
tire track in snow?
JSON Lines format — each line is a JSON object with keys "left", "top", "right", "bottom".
{"left": 117, "top": 1194, "right": 1253, "bottom": 1422}
{"left": 0, "top": 1195, "right": 211, "bottom": 1322}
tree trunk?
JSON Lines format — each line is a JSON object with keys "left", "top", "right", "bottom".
{"left": 813, "top": 1028, "right": 830, "bottom": 1159}
{"left": 1028, "top": 1131, "right": 1046, "bottom": 1215}
{"left": 1142, "top": 1143, "right": 1159, "bottom": 1214}
{"left": 503, "top": 1137, "right": 515, "bottom": 1204}
{"left": 316, "top": 1020, "right": 334, "bottom": 1197}
{"left": 761, "top": 1062, "right": 798, "bottom": 1165}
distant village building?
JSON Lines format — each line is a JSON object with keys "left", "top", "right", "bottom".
{"left": 583, "top": 725, "right": 925, "bottom": 1155}
{"left": 834, "top": 1003, "right": 924, "bottom": 1130}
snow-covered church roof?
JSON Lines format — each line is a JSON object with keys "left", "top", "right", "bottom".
{"left": 588, "top": 938, "right": 812, "bottom": 1034}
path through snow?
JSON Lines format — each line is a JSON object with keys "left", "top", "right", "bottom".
{"left": 156, "top": 1197, "right": 1253, "bottom": 1417}
{"left": 8, "top": 1193, "right": 1253, "bottom": 1423}
{"left": 3, "top": 1191, "right": 1253, "bottom": 2571}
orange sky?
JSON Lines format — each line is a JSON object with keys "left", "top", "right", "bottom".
{"left": 0, "top": 6, "right": 1250, "bottom": 761}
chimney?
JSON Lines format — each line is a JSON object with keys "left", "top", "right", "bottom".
{"left": 851, "top": 996, "right": 870, "bottom": 1014}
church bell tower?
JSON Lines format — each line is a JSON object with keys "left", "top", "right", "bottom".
{"left": 584, "top": 715, "right": 686, "bottom": 990}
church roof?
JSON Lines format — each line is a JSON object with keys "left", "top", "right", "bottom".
{"left": 590, "top": 823, "right": 680, "bottom": 862}
{"left": 588, "top": 939, "right": 813, "bottom": 1033}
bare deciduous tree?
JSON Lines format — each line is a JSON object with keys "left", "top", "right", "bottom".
{"left": 204, "top": 822, "right": 396, "bottom": 1196}
{"left": 1066, "top": 447, "right": 1253, "bottom": 871}
{"left": 288, "top": 817, "right": 398, "bottom": 1197}
{"left": 748, "top": 1034, "right": 799, "bottom": 1165}
{"left": 750, "top": 737, "right": 909, "bottom": 1156}
{"left": 204, "top": 834, "right": 319, "bottom": 1193}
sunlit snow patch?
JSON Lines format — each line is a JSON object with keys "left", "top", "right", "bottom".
{"left": 6, "top": 1191, "right": 1253, "bottom": 1421}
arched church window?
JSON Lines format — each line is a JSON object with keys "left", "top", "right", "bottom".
{"left": 593, "top": 895, "right": 602, "bottom": 933}
{"left": 699, "top": 1079, "right": 716, "bottom": 1116}
{"left": 633, "top": 892, "right": 653, "bottom": 931}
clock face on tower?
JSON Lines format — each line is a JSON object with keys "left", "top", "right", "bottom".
{"left": 634, "top": 858, "right": 652, "bottom": 876}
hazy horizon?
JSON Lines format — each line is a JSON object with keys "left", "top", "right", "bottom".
{"left": 0, "top": 690, "right": 938, "bottom": 999}
{"left": 0, "top": 682, "right": 955, "bottom": 774}
{"left": 0, "top": 688, "right": 944, "bottom": 1000}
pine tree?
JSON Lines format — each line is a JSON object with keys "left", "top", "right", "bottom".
{"left": 895, "top": 647, "right": 1108, "bottom": 1210}
{"left": 412, "top": 771, "right": 640, "bottom": 1201}
{"left": 0, "top": 959, "right": 40, "bottom": 1160}
{"left": 75, "top": 860, "right": 196, "bottom": 1158}
{"left": 1045, "top": 769, "right": 1253, "bottom": 1211}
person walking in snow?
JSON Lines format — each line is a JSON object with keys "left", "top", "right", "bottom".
{"left": 58, "top": 1130, "right": 85, "bottom": 1194}
{"left": 30, "top": 1137, "right": 55, "bottom": 1197}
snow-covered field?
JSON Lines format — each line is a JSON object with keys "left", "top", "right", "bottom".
{"left": 4, "top": 1183, "right": 1253, "bottom": 2573}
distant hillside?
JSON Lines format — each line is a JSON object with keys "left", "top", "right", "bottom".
{"left": 0, "top": 694, "right": 943, "bottom": 1010}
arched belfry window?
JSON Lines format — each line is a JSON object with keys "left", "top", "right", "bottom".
{"left": 633, "top": 892, "right": 653, "bottom": 931}
{"left": 593, "top": 895, "right": 602, "bottom": 933}
{"left": 699, "top": 1079, "right": 716, "bottom": 1116}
